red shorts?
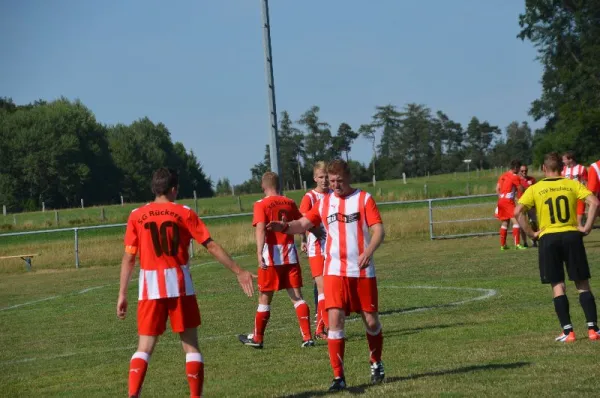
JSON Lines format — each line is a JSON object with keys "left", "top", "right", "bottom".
{"left": 495, "top": 199, "right": 515, "bottom": 220}
{"left": 137, "top": 295, "right": 201, "bottom": 336}
{"left": 323, "top": 275, "right": 378, "bottom": 315}
{"left": 258, "top": 263, "right": 303, "bottom": 292}
{"left": 577, "top": 199, "right": 585, "bottom": 216}
{"left": 309, "top": 255, "right": 325, "bottom": 278}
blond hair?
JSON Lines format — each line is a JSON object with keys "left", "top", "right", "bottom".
{"left": 261, "top": 171, "right": 279, "bottom": 190}
{"left": 313, "top": 161, "right": 327, "bottom": 175}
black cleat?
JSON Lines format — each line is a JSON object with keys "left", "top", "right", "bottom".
{"left": 301, "top": 339, "right": 315, "bottom": 348}
{"left": 328, "top": 377, "right": 346, "bottom": 392}
{"left": 238, "top": 333, "right": 263, "bottom": 349}
{"left": 370, "top": 361, "right": 385, "bottom": 384}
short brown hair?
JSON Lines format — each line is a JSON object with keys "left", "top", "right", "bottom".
{"left": 562, "top": 150, "right": 576, "bottom": 161}
{"left": 510, "top": 159, "right": 522, "bottom": 171}
{"left": 544, "top": 152, "right": 563, "bottom": 172}
{"left": 313, "top": 161, "right": 327, "bottom": 175}
{"left": 327, "top": 159, "right": 350, "bottom": 177}
{"left": 262, "top": 171, "right": 279, "bottom": 191}
{"left": 152, "top": 168, "right": 178, "bottom": 196}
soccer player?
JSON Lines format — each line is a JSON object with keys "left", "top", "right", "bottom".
{"left": 495, "top": 160, "right": 524, "bottom": 250}
{"left": 300, "top": 161, "right": 332, "bottom": 340}
{"left": 518, "top": 165, "right": 538, "bottom": 248}
{"left": 117, "top": 168, "right": 255, "bottom": 398}
{"left": 587, "top": 159, "right": 600, "bottom": 219}
{"left": 561, "top": 151, "right": 588, "bottom": 226}
{"left": 238, "top": 172, "right": 315, "bottom": 348}
{"left": 515, "top": 152, "right": 600, "bottom": 342}
{"left": 267, "top": 159, "right": 385, "bottom": 392}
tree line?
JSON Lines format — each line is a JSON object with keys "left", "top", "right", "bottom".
{"left": 223, "top": 104, "right": 534, "bottom": 195}
{"left": 0, "top": 97, "right": 213, "bottom": 211}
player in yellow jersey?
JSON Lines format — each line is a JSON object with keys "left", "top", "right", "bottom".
{"left": 515, "top": 152, "right": 600, "bottom": 343}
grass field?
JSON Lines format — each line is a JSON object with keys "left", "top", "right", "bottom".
{"left": 0, "top": 170, "right": 510, "bottom": 232}
{"left": 2, "top": 205, "right": 600, "bottom": 396}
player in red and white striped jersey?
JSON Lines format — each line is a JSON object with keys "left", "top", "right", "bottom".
{"left": 562, "top": 151, "right": 588, "bottom": 226}
{"left": 267, "top": 160, "right": 386, "bottom": 392}
{"left": 299, "top": 161, "right": 332, "bottom": 339}
{"left": 238, "top": 172, "right": 315, "bottom": 349}
{"left": 117, "top": 168, "right": 255, "bottom": 398}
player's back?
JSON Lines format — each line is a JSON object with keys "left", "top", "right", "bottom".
{"left": 498, "top": 171, "right": 520, "bottom": 198}
{"left": 127, "top": 202, "right": 196, "bottom": 271}
{"left": 253, "top": 195, "right": 302, "bottom": 265}
{"left": 529, "top": 177, "right": 589, "bottom": 236}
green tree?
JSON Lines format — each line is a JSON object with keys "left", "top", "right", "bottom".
{"left": 518, "top": 0, "right": 600, "bottom": 164}
{"left": 464, "top": 117, "right": 501, "bottom": 170}
{"left": 333, "top": 122, "right": 358, "bottom": 162}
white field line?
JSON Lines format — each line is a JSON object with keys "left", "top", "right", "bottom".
{"left": 0, "top": 255, "right": 250, "bottom": 312}
{"left": 0, "top": 284, "right": 497, "bottom": 367}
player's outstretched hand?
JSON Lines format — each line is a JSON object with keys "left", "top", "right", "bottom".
{"left": 266, "top": 221, "right": 284, "bottom": 232}
{"left": 237, "top": 269, "right": 257, "bottom": 297}
{"left": 301, "top": 242, "right": 308, "bottom": 253}
{"left": 357, "top": 253, "right": 371, "bottom": 269}
{"left": 117, "top": 295, "right": 128, "bottom": 319}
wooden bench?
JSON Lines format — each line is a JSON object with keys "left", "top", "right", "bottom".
{"left": 0, "top": 254, "right": 40, "bottom": 271}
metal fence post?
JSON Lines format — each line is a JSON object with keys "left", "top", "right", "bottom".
{"left": 74, "top": 228, "right": 80, "bottom": 269}
{"left": 428, "top": 199, "right": 434, "bottom": 240}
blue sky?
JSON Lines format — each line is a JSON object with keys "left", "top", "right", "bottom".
{"left": 1, "top": 0, "right": 542, "bottom": 185}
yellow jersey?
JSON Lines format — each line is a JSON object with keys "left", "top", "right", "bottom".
{"left": 518, "top": 177, "right": 592, "bottom": 237}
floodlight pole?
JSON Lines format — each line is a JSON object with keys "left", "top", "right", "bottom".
{"left": 261, "top": 0, "right": 283, "bottom": 193}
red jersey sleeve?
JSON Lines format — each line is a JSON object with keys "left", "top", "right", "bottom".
{"left": 588, "top": 166, "right": 599, "bottom": 194}
{"left": 365, "top": 196, "right": 383, "bottom": 227}
{"left": 305, "top": 203, "right": 322, "bottom": 227}
{"left": 185, "top": 210, "right": 211, "bottom": 245}
{"left": 124, "top": 212, "right": 139, "bottom": 255}
{"left": 252, "top": 201, "right": 266, "bottom": 226}
{"left": 299, "top": 194, "right": 312, "bottom": 214}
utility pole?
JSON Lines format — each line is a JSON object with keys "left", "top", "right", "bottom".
{"left": 261, "top": 0, "right": 283, "bottom": 192}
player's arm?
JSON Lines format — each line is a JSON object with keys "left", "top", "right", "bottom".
{"left": 495, "top": 181, "right": 501, "bottom": 195}
{"left": 299, "top": 196, "right": 310, "bottom": 251}
{"left": 267, "top": 216, "right": 315, "bottom": 234}
{"left": 580, "top": 191, "right": 599, "bottom": 235}
{"left": 255, "top": 222, "right": 267, "bottom": 269}
{"left": 188, "top": 210, "right": 256, "bottom": 297}
{"left": 203, "top": 239, "right": 256, "bottom": 297}
{"left": 358, "top": 197, "right": 385, "bottom": 268}
{"left": 515, "top": 189, "right": 537, "bottom": 239}
{"left": 117, "top": 216, "right": 138, "bottom": 320}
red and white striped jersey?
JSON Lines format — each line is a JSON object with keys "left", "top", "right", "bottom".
{"left": 124, "top": 202, "right": 211, "bottom": 301}
{"left": 305, "top": 189, "right": 383, "bottom": 278}
{"left": 253, "top": 195, "right": 303, "bottom": 266}
{"left": 299, "top": 189, "right": 332, "bottom": 257}
{"left": 562, "top": 164, "right": 588, "bottom": 183}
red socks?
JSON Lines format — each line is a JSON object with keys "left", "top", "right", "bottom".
{"left": 253, "top": 304, "right": 270, "bottom": 343}
{"left": 186, "top": 353, "right": 204, "bottom": 398}
{"left": 327, "top": 330, "right": 345, "bottom": 378}
{"left": 500, "top": 225, "right": 508, "bottom": 246}
{"left": 366, "top": 326, "right": 383, "bottom": 363}
{"left": 513, "top": 225, "right": 520, "bottom": 246}
{"left": 294, "top": 300, "right": 313, "bottom": 341}
{"left": 128, "top": 352, "right": 149, "bottom": 397}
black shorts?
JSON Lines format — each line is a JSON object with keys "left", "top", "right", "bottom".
{"left": 538, "top": 231, "right": 590, "bottom": 284}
